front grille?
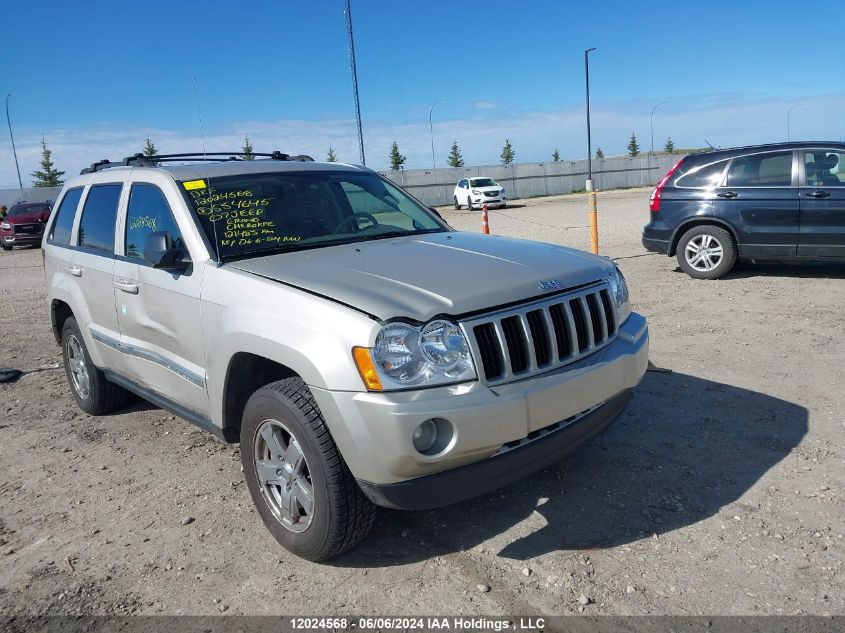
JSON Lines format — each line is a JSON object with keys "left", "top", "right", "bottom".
{"left": 464, "top": 282, "right": 617, "bottom": 384}
{"left": 483, "top": 190, "right": 500, "bottom": 197}
{"left": 14, "top": 223, "right": 39, "bottom": 235}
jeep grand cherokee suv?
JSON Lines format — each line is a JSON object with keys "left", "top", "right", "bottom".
{"left": 44, "top": 151, "right": 648, "bottom": 561}
{"left": 643, "top": 141, "right": 845, "bottom": 279}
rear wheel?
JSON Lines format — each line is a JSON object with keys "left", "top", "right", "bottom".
{"left": 676, "top": 225, "right": 737, "bottom": 280}
{"left": 240, "top": 377, "right": 376, "bottom": 561}
{"left": 60, "top": 317, "right": 130, "bottom": 414}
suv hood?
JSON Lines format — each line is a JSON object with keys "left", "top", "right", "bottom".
{"left": 5, "top": 212, "right": 49, "bottom": 224}
{"left": 229, "top": 231, "right": 613, "bottom": 322}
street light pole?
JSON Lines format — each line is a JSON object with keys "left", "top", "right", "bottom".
{"left": 429, "top": 97, "right": 447, "bottom": 172}
{"left": 584, "top": 48, "right": 596, "bottom": 190}
{"left": 650, "top": 101, "right": 667, "bottom": 157}
{"left": 5, "top": 94, "right": 23, "bottom": 191}
{"left": 787, "top": 104, "right": 803, "bottom": 141}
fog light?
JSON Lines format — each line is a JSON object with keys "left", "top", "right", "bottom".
{"left": 413, "top": 420, "right": 437, "bottom": 453}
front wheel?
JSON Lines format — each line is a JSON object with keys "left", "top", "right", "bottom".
{"left": 1, "top": 239, "right": 11, "bottom": 251}
{"left": 676, "top": 225, "right": 737, "bottom": 280}
{"left": 240, "top": 378, "right": 376, "bottom": 561}
{"left": 453, "top": 196, "right": 460, "bottom": 210}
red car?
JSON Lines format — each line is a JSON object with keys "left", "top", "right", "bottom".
{"left": 0, "top": 201, "right": 52, "bottom": 250}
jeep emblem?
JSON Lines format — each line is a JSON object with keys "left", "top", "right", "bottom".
{"left": 538, "top": 279, "right": 565, "bottom": 291}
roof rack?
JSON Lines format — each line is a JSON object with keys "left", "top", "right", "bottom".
{"left": 80, "top": 151, "right": 314, "bottom": 174}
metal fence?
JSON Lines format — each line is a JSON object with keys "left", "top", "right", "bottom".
{"left": 0, "top": 186, "right": 62, "bottom": 209}
{"left": 379, "top": 154, "right": 685, "bottom": 207}
{"left": 0, "top": 154, "right": 686, "bottom": 211}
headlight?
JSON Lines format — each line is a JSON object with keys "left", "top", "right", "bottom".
{"left": 471, "top": 189, "right": 481, "bottom": 195}
{"left": 365, "top": 319, "right": 476, "bottom": 390}
{"left": 0, "top": 222, "right": 10, "bottom": 230}
{"left": 608, "top": 265, "right": 631, "bottom": 324}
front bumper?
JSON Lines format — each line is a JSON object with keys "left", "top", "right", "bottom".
{"left": 311, "top": 313, "right": 648, "bottom": 494}
{"left": 358, "top": 389, "right": 633, "bottom": 509}
{"left": 473, "top": 197, "right": 506, "bottom": 207}
{"left": 2, "top": 234, "right": 43, "bottom": 245}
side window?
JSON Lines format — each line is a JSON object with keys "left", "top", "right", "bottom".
{"left": 78, "top": 184, "right": 122, "bottom": 253}
{"left": 804, "top": 151, "right": 844, "bottom": 187}
{"left": 48, "top": 187, "right": 84, "bottom": 245}
{"left": 726, "top": 152, "right": 793, "bottom": 187}
{"left": 125, "top": 184, "right": 183, "bottom": 260}
{"left": 676, "top": 160, "right": 729, "bottom": 188}
{"left": 458, "top": 179, "right": 467, "bottom": 188}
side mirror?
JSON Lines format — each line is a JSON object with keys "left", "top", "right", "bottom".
{"left": 143, "top": 231, "right": 187, "bottom": 270}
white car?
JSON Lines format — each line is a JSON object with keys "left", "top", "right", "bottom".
{"left": 453, "top": 177, "right": 507, "bottom": 210}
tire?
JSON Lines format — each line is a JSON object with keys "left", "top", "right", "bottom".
{"left": 60, "top": 317, "right": 130, "bottom": 415}
{"left": 240, "top": 377, "right": 376, "bottom": 561}
{"left": 466, "top": 196, "right": 473, "bottom": 210}
{"left": 453, "top": 196, "right": 460, "bottom": 210}
{"left": 1, "top": 239, "right": 11, "bottom": 251}
{"left": 676, "top": 225, "right": 737, "bottom": 280}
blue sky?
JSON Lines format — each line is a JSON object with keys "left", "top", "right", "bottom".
{"left": 2, "top": 0, "right": 844, "bottom": 187}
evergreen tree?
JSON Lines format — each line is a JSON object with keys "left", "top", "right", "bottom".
{"left": 664, "top": 137, "right": 675, "bottom": 155}
{"left": 595, "top": 147, "right": 605, "bottom": 159}
{"left": 142, "top": 137, "right": 158, "bottom": 157}
{"left": 31, "top": 139, "right": 64, "bottom": 187}
{"left": 241, "top": 134, "right": 255, "bottom": 160}
{"left": 500, "top": 139, "right": 515, "bottom": 165}
{"left": 627, "top": 133, "right": 640, "bottom": 157}
{"left": 552, "top": 148, "right": 560, "bottom": 162}
{"left": 389, "top": 141, "right": 406, "bottom": 170}
{"left": 326, "top": 147, "right": 338, "bottom": 162}
{"left": 447, "top": 140, "right": 464, "bottom": 168}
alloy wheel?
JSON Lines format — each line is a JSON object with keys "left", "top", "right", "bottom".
{"left": 253, "top": 419, "right": 315, "bottom": 533}
{"left": 684, "top": 234, "right": 724, "bottom": 272}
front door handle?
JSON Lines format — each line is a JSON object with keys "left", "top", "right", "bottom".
{"left": 114, "top": 279, "right": 139, "bottom": 294}
{"left": 805, "top": 190, "right": 831, "bottom": 198}
{"left": 65, "top": 265, "right": 82, "bottom": 277}
{"left": 716, "top": 191, "right": 739, "bottom": 199}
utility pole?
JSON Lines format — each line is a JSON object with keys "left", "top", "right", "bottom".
{"left": 584, "top": 48, "right": 598, "bottom": 254}
{"left": 584, "top": 48, "right": 596, "bottom": 189}
{"left": 5, "top": 94, "right": 23, "bottom": 191}
{"left": 344, "top": 0, "right": 365, "bottom": 165}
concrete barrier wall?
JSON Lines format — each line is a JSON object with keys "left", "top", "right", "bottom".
{"left": 379, "top": 154, "right": 687, "bottom": 207}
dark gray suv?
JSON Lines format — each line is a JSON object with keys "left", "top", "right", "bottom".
{"left": 642, "top": 141, "right": 845, "bottom": 279}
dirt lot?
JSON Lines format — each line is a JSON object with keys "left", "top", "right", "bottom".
{"left": 0, "top": 188, "right": 843, "bottom": 617}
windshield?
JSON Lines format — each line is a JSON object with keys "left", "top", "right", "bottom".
{"left": 180, "top": 171, "right": 445, "bottom": 260}
{"left": 470, "top": 178, "right": 498, "bottom": 188}
{"left": 9, "top": 204, "right": 50, "bottom": 217}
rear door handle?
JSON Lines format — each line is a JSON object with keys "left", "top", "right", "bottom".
{"left": 805, "top": 190, "right": 831, "bottom": 198}
{"left": 65, "top": 265, "right": 83, "bottom": 277}
{"left": 716, "top": 191, "right": 739, "bottom": 199}
{"left": 114, "top": 279, "right": 139, "bottom": 294}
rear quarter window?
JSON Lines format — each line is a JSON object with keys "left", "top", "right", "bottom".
{"left": 676, "top": 160, "right": 729, "bottom": 188}
{"left": 48, "top": 187, "right": 84, "bottom": 245}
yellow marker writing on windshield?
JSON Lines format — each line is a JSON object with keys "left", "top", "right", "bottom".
{"left": 183, "top": 179, "right": 207, "bottom": 190}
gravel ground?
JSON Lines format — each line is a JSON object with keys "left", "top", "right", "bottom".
{"left": 0, "top": 187, "right": 843, "bottom": 617}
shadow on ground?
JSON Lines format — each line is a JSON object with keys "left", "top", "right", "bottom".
{"left": 335, "top": 370, "right": 807, "bottom": 567}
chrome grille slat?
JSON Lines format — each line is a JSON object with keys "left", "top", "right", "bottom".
{"left": 461, "top": 281, "right": 618, "bottom": 385}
